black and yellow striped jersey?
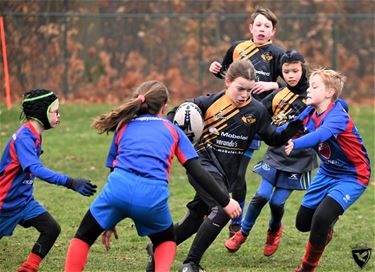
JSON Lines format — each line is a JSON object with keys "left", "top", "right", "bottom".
{"left": 260, "top": 80, "right": 318, "bottom": 174}
{"left": 189, "top": 90, "right": 288, "bottom": 188}
{"left": 213, "top": 39, "right": 285, "bottom": 100}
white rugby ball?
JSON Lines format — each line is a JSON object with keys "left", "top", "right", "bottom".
{"left": 173, "top": 102, "right": 204, "bottom": 144}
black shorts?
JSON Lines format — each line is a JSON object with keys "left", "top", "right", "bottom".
{"left": 186, "top": 171, "right": 229, "bottom": 214}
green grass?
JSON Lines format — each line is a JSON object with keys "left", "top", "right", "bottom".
{"left": 0, "top": 103, "right": 374, "bottom": 272}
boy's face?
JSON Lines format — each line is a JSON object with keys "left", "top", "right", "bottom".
{"left": 48, "top": 100, "right": 60, "bottom": 128}
{"left": 249, "top": 14, "right": 276, "bottom": 45}
{"left": 306, "top": 74, "right": 334, "bottom": 107}
{"left": 282, "top": 62, "right": 303, "bottom": 87}
{"left": 225, "top": 76, "right": 255, "bottom": 105}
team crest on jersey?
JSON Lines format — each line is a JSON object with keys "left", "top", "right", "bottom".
{"left": 318, "top": 142, "right": 331, "bottom": 159}
{"left": 261, "top": 52, "right": 273, "bottom": 61}
{"left": 242, "top": 114, "right": 256, "bottom": 124}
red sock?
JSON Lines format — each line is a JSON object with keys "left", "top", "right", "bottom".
{"left": 17, "top": 253, "right": 42, "bottom": 272}
{"left": 64, "top": 238, "right": 90, "bottom": 272}
{"left": 154, "top": 241, "right": 176, "bottom": 272}
{"left": 301, "top": 241, "right": 325, "bottom": 272}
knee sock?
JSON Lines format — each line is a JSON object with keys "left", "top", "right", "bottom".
{"left": 64, "top": 238, "right": 90, "bottom": 272}
{"left": 174, "top": 210, "right": 204, "bottom": 245}
{"left": 301, "top": 241, "right": 325, "bottom": 272}
{"left": 184, "top": 218, "right": 225, "bottom": 265}
{"left": 17, "top": 252, "right": 42, "bottom": 272}
{"left": 154, "top": 241, "right": 176, "bottom": 272}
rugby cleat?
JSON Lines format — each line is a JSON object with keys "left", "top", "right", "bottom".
{"left": 263, "top": 225, "right": 283, "bottom": 256}
{"left": 178, "top": 262, "right": 206, "bottom": 272}
{"left": 224, "top": 231, "right": 247, "bottom": 252}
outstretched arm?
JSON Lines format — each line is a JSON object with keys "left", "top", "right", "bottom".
{"left": 260, "top": 119, "right": 305, "bottom": 146}
{"left": 183, "top": 158, "right": 241, "bottom": 219}
{"left": 285, "top": 127, "right": 333, "bottom": 155}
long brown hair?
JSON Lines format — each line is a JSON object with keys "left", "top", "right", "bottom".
{"left": 92, "top": 80, "right": 169, "bottom": 134}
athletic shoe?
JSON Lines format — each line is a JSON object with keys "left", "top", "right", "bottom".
{"left": 294, "top": 266, "right": 306, "bottom": 272}
{"left": 17, "top": 263, "right": 38, "bottom": 272}
{"left": 263, "top": 225, "right": 283, "bottom": 256}
{"left": 145, "top": 243, "right": 154, "bottom": 272}
{"left": 228, "top": 223, "right": 241, "bottom": 238}
{"left": 178, "top": 262, "right": 205, "bottom": 272}
{"left": 224, "top": 231, "right": 247, "bottom": 252}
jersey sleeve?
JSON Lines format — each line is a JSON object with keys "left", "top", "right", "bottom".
{"left": 106, "top": 132, "right": 119, "bottom": 169}
{"left": 14, "top": 135, "right": 42, "bottom": 171}
{"left": 293, "top": 106, "right": 349, "bottom": 150}
{"left": 15, "top": 135, "right": 68, "bottom": 185}
{"left": 292, "top": 128, "right": 333, "bottom": 150}
{"left": 214, "top": 41, "right": 242, "bottom": 79}
{"left": 28, "top": 164, "right": 69, "bottom": 185}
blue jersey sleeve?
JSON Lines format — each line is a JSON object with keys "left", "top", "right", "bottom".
{"left": 106, "top": 132, "right": 118, "bottom": 169}
{"left": 14, "top": 134, "right": 41, "bottom": 171}
{"left": 15, "top": 134, "right": 68, "bottom": 186}
{"left": 293, "top": 127, "right": 333, "bottom": 149}
{"left": 293, "top": 104, "right": 349, "bottom": 150}
{"left": 28, "top": 164, "right": 68, "bottom": 185}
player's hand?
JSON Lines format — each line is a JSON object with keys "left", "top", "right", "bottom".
{"left": 251, "top": 81, "right": 278, "bottom": 94}
{"left": 102, "top": 228, "right": 119, "bottom": 251}
{"left": 223, "top": 198, "right": 242, "bottom": 219}
{"left": 285, "top": 139, "right": 294, "bottom": 156}
{"left": 209, "top": 61, "right": 222, "bottom": 74}
{"left": 66, "top": 178, "right": 97, "bottom": 197}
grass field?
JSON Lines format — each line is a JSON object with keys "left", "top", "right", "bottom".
{"left": 0, "top": 103, "right": 374, "bottom": 272}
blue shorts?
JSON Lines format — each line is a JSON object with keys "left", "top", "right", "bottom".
{"left": 302, "top": 169, "right": 367, "bottom": 211}
{"left": 0, "top": 199, "right": 46, "bottom": 236}
{"left": 253, "top": 161, "right": 311, "bottom": 190}
{"left": 90, "top": 168, "right": 171, "bottom": 236}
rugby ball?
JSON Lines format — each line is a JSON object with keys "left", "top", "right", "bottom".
{"left": 173, "top": 102, "right": 204, "bottom": 144}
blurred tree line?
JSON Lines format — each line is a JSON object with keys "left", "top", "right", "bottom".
{"left": 0, "top": 0, "right": 374, "bottom": 103}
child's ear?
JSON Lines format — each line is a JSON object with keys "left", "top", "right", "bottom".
{"left": 161, "top": 103, "right": 168, "bottom": 115}
{"left": 326, "top": 87, "right": 336, "bottom": 99}
{"left": 225, "top": 79, "right": 231, "bottom": 88}
{"left": 249, "top": 23, "right": 253, "bottom": 33}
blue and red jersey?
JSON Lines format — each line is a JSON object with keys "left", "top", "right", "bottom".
{"left": 106, "top": 115, "right": 198, "bottom": 182}
{"left": 293, "top": 101, "right": 371, "bottom": 186}
{"left": 0, "top": 122, "right": 68, "bottom": 215}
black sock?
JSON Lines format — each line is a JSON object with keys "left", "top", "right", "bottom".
{"left": 184, "top": 218, "right": 225, "bottom": 264}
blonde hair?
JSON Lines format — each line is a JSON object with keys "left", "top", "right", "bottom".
{"left": 92, "top": 80, "right": 169, "bottom": 134}
{"left": 310, "top": 68, "right": 346, "bottom": 100}
{"left": 225, "top": 60, "right": 256, "bottom": 82}
{"left": 250, "top": 7, "right": 278, "bottom": 28}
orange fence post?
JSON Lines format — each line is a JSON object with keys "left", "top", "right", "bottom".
{"left": 0, "top": 16, "right": 11, "bottom": 110}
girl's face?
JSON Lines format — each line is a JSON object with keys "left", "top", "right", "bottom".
{"left": 282, "top": 62, "right": 303, "bottom": 87}
{"left": 306, "top": 74, "right": 333, "bottom": 107}
{"left": 226, "top": 76, "right": 255, "bottom": 105}
{"left": 249, "top": 14, "right": 276, "bottom": 45}
{"left": 48, "top": 100, "right": 60, "bottom": 128}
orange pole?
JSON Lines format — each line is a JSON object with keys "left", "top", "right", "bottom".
{"left": 0, "top": 16, "right": 11, "bottom": 110}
